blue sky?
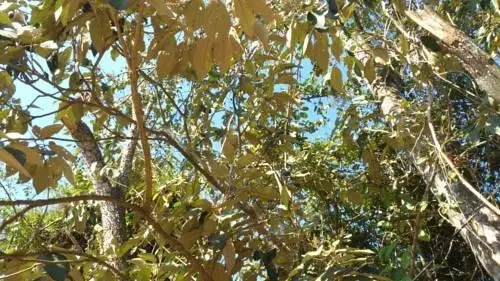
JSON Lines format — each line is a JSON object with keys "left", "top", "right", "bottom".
{"left": 2, "top": 46, "right": 340, "bottom": 202}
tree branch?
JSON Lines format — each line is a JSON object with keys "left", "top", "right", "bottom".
{"left": 0, "top": 195, "right": 210, "bottom": 280}
{"left": 0, "top": 248, "right": 128, "bottom": 280}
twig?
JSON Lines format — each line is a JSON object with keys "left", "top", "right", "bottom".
{"left": 409, "top": 170, "right": 434, "bottom": 277}
{"left": 0, "top": 263, "right": 38, "bottom": 279}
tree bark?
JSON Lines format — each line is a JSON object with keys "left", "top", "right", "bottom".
{"left": 406, "top": 7, "right": 500, "bottom": 104}
{"left": 64, "top": 120, "right": 137, "bottom": 280}
{"left": 370, "top": 71, "right": 500, "bottom": 279}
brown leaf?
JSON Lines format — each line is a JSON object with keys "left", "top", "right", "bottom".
{"left": 205, "top": 0, "right": 231, "bottom": 38}
{"left": 8, "top": 143, "right": 43, "bottom": 167}
{"left": 39, "top": 124, "right": 64, "bottom": 139}
{"left": 331, "top": 35, "right": 344, "bottom": 61}
{"left": 0, "top": 149, "right": 31, "bottom": 178}
{"left": 191, "top": 37, "right": 213, "bottom": 80}
{"left": 330, "top": 66, "right": 343, "bottom": 93}
{"left": 363, "top": 57, "right": 376, "bottom": 83}
{"left": 223, "top": 239, "right": 236, "bottom": 274}
{"left": 254, "top": 22, "right": 269, "bottom": 48}
{"left": 247, "top": 0, "right": 275, "bottom": 23}
{"left": 89, "top": 12, "right": 113, "bottom": 53}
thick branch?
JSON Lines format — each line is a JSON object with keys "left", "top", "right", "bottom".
{"left": 406, "top": 7, "right": 500, "bottom": 103}
{"left": 116, "top": 126, "right": 138, "bottom": 189}
{"left": 61, "top": 118, "right": 128, "bottom": 277}
{"left": 370, "top": 75, "right": 500, "bottom": 279}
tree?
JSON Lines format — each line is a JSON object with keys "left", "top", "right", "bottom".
{"left": 0, "top": 0, "right": 498, "bottom": 280}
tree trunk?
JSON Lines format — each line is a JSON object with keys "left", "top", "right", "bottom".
{"left": 65, "top": 120, "right": 136, "bottom": 280}
{"left": 406, "top": 7, "right": 500, "bottom": 104}
{"left": 370, "top": 72, "right": 500, "bottom": 279}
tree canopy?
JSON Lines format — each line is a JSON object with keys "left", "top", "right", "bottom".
{"left": 0, "top": 0, "right": 498, "bottom": 280}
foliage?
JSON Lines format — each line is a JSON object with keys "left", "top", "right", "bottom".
{"left": 0, "top": 0, "right": 498, "bottom": 280}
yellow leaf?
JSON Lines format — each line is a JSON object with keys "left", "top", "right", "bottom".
{"left": 61, "top": 158, "right": 75, "bottom": 186}
{"left": 149, "top": 0, "right": 175, "bottom": 16}
{"left": 69, "top": 268, "right": 84, "bottom": 281}
{"left": 254, "top": 22, "right": 269, "bottom": 48}
{"left": 330, "top": 66, "right": 343, "bottom": 93}
{"left": 364, "top": 58, "right": 376, "bottom": 83}
{"left": 0, "top": 148, "right": 30, "bottom": 178}
{"left": 229, "top": 27, "right": 244, "bottom": 60}
{"left": 311, "top": 32, "right": 329, "bottom": 74}
{"left": 170, "top": 43, "right": 190, "bottom": 75}
{"left": 273, "top": 171, "right": 291, "bottom": 207}
{"left": 191, "top": 37, "right": 213, "bottom": 80}
{"left": 213, "top": 35, "right": 233, "bottom": 74}
{"left": 49, "top": 142, "right": 76, "bottom": 162}
{"left": 8, "top": 143, "right": 43, "bottom": 167}
{"left": 392, "top": 0, "right": 405, "bottom": 13}
{"left": 331, "top": 35, "right": 344, "bottom": 61}
{"left": 180, "top": 229, "right": 203, "bottom": 249}
{"left": 89, "top": 12, "right": 113, "bottom": 53}
{"left": 210, "top": 160, "right": 228, "bottom": 178}
{"left": 248, "top": 186, "right": 279, "bottom": 201}
{"left": 60, "top": 0, "right": 80, "bottom": 26}
{"left": 247, "top": 0, "right": 275, "bottom": 22}
{"left": 236, "top": 153, "right": 258, "bottom": 167}
{"left": 209, "top": 263, "right": 230, "bottom": 281}
{"left": 184, "top": 0, "right": 205, "bottom": 30}
{"left": 33, "top": 162, "right": 50, "bottom": 193}
{"left": 223, "top": 239, "right": 236, "bottom": 274}
{"left": 400, "top": 34, "right": 408, "bottom": 55}
{"left": 233, "top": 0, "right": 256, "bottom": 38}
{"left": 157, "top": 47, "right": 178, "bottom": 78}
{"left": 39, "top": 124, "right": 64, "bottom": 139}
{"left": 373, "top": 47, "right": 389, "bottom": 64}
{"left": 47, "top": 157, "right": 64, "bottom": 187}
{"left": 205, "top": 0, "right": 231, "bottom": 38}
{"left": 203, "top": 217, "right": 217, "bottom": 235}
{"left": 340, "top": 2, "right": 355, "bottom": 21}
{"left": 222, "top": 133, "right": 238, "bottom": 160}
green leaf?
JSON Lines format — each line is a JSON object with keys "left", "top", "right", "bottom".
{"left": 39, "top": 253, "right": 70, "bottom": 281}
